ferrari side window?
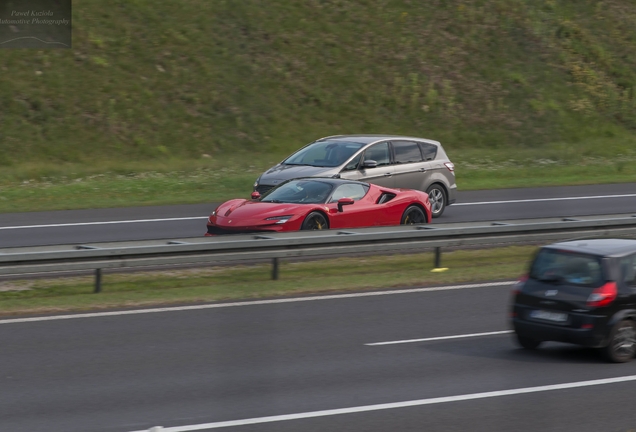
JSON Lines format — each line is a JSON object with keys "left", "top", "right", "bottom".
{"left": 330, "top": 184, "right": 369, "bottom": 202}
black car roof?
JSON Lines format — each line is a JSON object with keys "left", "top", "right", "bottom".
{"left": 544, "top": 239, "right": 636, "bottom": 257}
{"left": 317, "top": 134, "right": 440, "bottom": 145}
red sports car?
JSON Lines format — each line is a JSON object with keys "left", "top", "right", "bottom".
{"left": 206, "top": 178, "right": 432, "bottom": 235}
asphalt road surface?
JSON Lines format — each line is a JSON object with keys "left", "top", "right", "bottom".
{"left": 2, "top": 282, "right": 636, "bottom": 432}
{"left": 2, "top": 183, "right": 636, "bottom": 431}
{"left": 0, "top": 183, "right": 635, "bottom": 247}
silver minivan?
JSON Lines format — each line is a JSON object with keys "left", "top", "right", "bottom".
{"left": 254, "top": 134, "right": 456, "bottom": 217}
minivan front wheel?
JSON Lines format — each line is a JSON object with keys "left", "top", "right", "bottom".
{"left": 426, "top": 184, "right": 446, "bottom": 218}
{"left": 603, "top": 320, "right": 636, "bottom": 363}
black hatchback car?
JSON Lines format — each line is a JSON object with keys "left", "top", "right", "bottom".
{"left": 511, "top": 239, "right": 636, "bottom": 362}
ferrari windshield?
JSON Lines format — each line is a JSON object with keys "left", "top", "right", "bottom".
{"left": 283, "top": 140, "right": 365, "bottom": 168}
{"left": 261, "top": 180, "right": 334, "bottom": 204}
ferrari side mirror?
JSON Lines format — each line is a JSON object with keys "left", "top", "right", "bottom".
{"left": 337, "top": 197, "right": 355, "bottom": 212}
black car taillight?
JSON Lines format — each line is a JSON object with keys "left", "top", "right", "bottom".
{"left": 512, "top": 274, "right": 528, "bottom": 296}
{"left": 587, "top": 282, "right": 617, "bottom": 308}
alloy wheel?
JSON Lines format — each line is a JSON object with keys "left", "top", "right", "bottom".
{"left": 401, "top": 206, "right": 427, "bottom": 225}
{"left": 427, "top": 186, "right": 446, "bottom": 217}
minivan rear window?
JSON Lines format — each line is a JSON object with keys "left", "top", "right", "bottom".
{"left": 529, "top": 249, "right": 605, "bottom": 288}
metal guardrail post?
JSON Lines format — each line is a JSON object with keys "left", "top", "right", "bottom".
{"left": 95, "top": 269, "right": 102, "bottom": 293}
{"left": 272, "top": 258, "right": 279, "bottom": 280}
{"left": 435, "top": 247, "right": 441, "bottom": 268}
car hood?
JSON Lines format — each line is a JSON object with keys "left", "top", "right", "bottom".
{"left": 259, "top": 164, "right": 337, "bottom": 185}
{"left": 214, "top": 199, "right": 315, "bottom": 226}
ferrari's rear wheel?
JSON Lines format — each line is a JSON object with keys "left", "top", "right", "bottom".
{"left": 400, "top": 205, "right": 427, "bottom": 225}
{"left": 301, "top": 212, "right": 329, "bottom": 230}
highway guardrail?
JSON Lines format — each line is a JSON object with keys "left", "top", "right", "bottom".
{"left": 1, "top": 213, "right": 636, "bottom": 292}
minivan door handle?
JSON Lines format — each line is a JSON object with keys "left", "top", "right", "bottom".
{"left": 384, "top": 173, "right": 392, "bottom": 177}
{"left": 419, "top": 168, "right": 427, "bottom": 172}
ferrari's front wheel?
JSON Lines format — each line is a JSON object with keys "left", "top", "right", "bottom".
{"left": 301, "top": 212, "right": 329, "bottom": 230}
{"left": 400, "top": 205, "right": 427, "bottom": 225}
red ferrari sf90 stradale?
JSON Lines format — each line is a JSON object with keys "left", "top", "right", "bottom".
{"left": 205, "top": 178, "right": 432, "bottom": 235}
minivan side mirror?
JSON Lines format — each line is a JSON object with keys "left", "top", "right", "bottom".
{"left": 337, "top": 197, "right": 355, "bottom": 212}
{"left": 251, "top": 191, "right": 261, "bottom": 200}
{"left": 362, "top": 160, "right": 378, "bottom": 169}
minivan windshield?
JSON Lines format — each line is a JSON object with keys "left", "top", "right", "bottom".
{"left": 529, "top": 248, "right": 605, "bottom": 288}
{"left": 283, "top": 140, "right": 365, "bottom": 168}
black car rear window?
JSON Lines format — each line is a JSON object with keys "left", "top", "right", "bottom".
{"left": 529, "top": 248, "right": 605, "bottom": 288}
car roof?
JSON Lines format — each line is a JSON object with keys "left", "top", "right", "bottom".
{"left": 544, "top": 239, "right": 636, "bottom": 257}
{"left": 285, "top": 177, "right": 371, "bottom": 187}
{"left": 316, "top": 134, "right": 441, "bottom": 146}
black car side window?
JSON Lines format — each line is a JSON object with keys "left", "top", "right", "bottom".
{"left": 621, "top": 255, "right": 636, "bottom": 286}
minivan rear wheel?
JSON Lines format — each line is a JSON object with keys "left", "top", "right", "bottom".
{"left": 516, "top": 334, "right": 542, "bottom": 350}
{"left": 426, "top": 184, "right": 446, "bottom": 218}
{"left": 603, "top": 320, "right": 636, "bottom": 363}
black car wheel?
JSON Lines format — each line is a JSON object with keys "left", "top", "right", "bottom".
{"left": 426, "top": 184, "right": 446, "bottom": 218}
{"left": 301, "top": 212, "right": 329, "bottom": 230}
{"left": 400, "top": 205, "right": 427, "bottom": 225}
{"left": 603, "top": 320, "right": 636, "bottom": 363}
{"left": 516, "top": 334, "right": 542, "bottom": 350}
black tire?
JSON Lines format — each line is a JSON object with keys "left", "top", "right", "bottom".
{"left": 301, "top": 212, "right": 329, "bottom": 230}
{"left": 426, "top": 184, "right": 447, "bottom": 218}
{"left": 516, "top": 334, "right": 542, "bottom": 350}
{"left": 603, "top": 320, "right": 636, "bottom": 363}
{"left": 400, "top": 205, "right": 427, "bottom": 225}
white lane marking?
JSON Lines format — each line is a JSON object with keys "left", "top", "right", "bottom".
{"left": 0, "top": 281, "right": 514, "bottom": 325}
{"left": 129, "top": 375, "right": 636, "bottom": 431}
{"left": 366, "top": 330, "right": 513, "bottom": 346}
{"left": 454, "top": 193, "right": 636, "bottom": 206}
{"left": 0, "top": 216, "right": 207, "bottom": 230}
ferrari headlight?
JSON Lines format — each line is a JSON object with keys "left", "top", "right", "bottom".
{"left": 265, "top": 215, "right": 292, "bottom": 224}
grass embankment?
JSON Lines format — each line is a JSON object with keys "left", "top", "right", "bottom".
{"left": 1, "top": 1, "right": 636, "bottom": 212}
{"left": 0, "top": 245, "right": 532, "bottom": 315}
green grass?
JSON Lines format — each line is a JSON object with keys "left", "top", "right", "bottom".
{"left": 0, "top": 245, "right": 533, "bottom": 316}
{"left": 0, "top": 145, "right": 634, "bottom": 212}
{"left": 1, "top": 1, "right": 636, "bottom": 212}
